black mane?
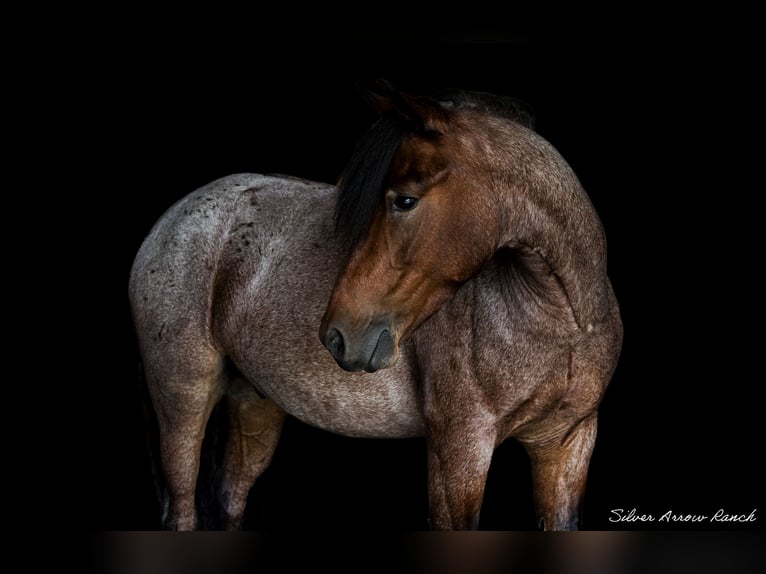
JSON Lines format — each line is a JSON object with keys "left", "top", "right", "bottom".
{"left": 336, "top": 112, "right": 410, "bottom": 246}
{"left": 335, "top": 89, "right": 536, "bottom": 245}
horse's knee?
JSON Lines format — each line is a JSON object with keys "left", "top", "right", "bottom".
{"left": 426, "top": 427, "right": 495, "bottom": 530}
{"left": 523, "top": 414, "right": 598, "bottom": 531}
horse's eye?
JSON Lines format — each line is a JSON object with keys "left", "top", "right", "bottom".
{"left": 392, "top": 195, "right": 419, "bottom": 211}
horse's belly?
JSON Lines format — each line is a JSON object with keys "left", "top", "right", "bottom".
{"left": 240, "top": 346, "right": 425, "bottom": 439}
{"left": 223, "top": 260, "right": 425, "bottom": 439}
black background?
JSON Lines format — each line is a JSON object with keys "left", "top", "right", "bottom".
{"left": 77, "top": 36, "right": 764, "bottom": 532}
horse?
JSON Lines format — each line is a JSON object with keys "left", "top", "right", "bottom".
{"left": 129, "top": 81, "right": 622, "bottom": 530}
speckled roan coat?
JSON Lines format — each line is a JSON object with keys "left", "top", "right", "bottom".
{"left": 129, "top": 88, "right": 623, "bottom": 531}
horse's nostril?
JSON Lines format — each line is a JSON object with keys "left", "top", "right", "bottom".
{"left": 325, "top": 328, "right": 345, "bottom": 359}
{"left": 367, "top": 329, "right": 395, "bottom": 372}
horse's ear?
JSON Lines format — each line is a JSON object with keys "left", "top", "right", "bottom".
{"left": 357, "top": 79, "right": 450, "bottom": 134}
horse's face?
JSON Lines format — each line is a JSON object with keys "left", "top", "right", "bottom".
{"left": 321, "top": 105, "right": 496, "bottom": 372}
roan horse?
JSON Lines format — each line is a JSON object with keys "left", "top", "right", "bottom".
{"left": 129, "top": 81, "right": 622, "bottom": 530}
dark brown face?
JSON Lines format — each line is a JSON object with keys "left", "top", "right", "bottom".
{"left": 320, "top": 133, "right": 496, "bottom": 372}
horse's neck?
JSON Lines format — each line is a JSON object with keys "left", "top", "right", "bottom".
{"left": 498, "top": 161, "right": 610, "bottom": 331}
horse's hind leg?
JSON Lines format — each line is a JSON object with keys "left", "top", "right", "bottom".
{"left": 219, "top": 377, "right": 285, "bottom": 530}
{"left": 147, "top": 354, "right": 225, "bottom": 531}
{"left": 522, "top": 413, "right": 598, "bottom": 531}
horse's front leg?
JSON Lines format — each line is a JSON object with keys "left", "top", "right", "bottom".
{"left": 425, "top": 418, "right": 495, "bottom": 530}
{"left": 521, "top": 413, "right": 598, "bottom": 531}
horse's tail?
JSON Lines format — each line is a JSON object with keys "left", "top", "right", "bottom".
{"left": 196, "top": 398, "right": 229, "bottom": 530}
{"left": 136, "top": 361, "right": 164, "bottom": 526}
{"left": 137, "top": 361, "right": 229, "bottom": 530}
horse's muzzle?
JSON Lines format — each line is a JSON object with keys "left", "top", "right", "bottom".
{"left": 319, "top": 320, "right": 396, "bottom": 373}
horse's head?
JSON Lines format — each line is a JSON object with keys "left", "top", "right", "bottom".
{"left": 320, "top": 81, "right": 534, "bottom": 372}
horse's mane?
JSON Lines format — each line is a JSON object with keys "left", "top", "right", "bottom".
{"left": 336, "top": 89, "right": 536, "bottom": 246}
{"left": 335, "top": 112, "right": 411, "bottom": 247}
